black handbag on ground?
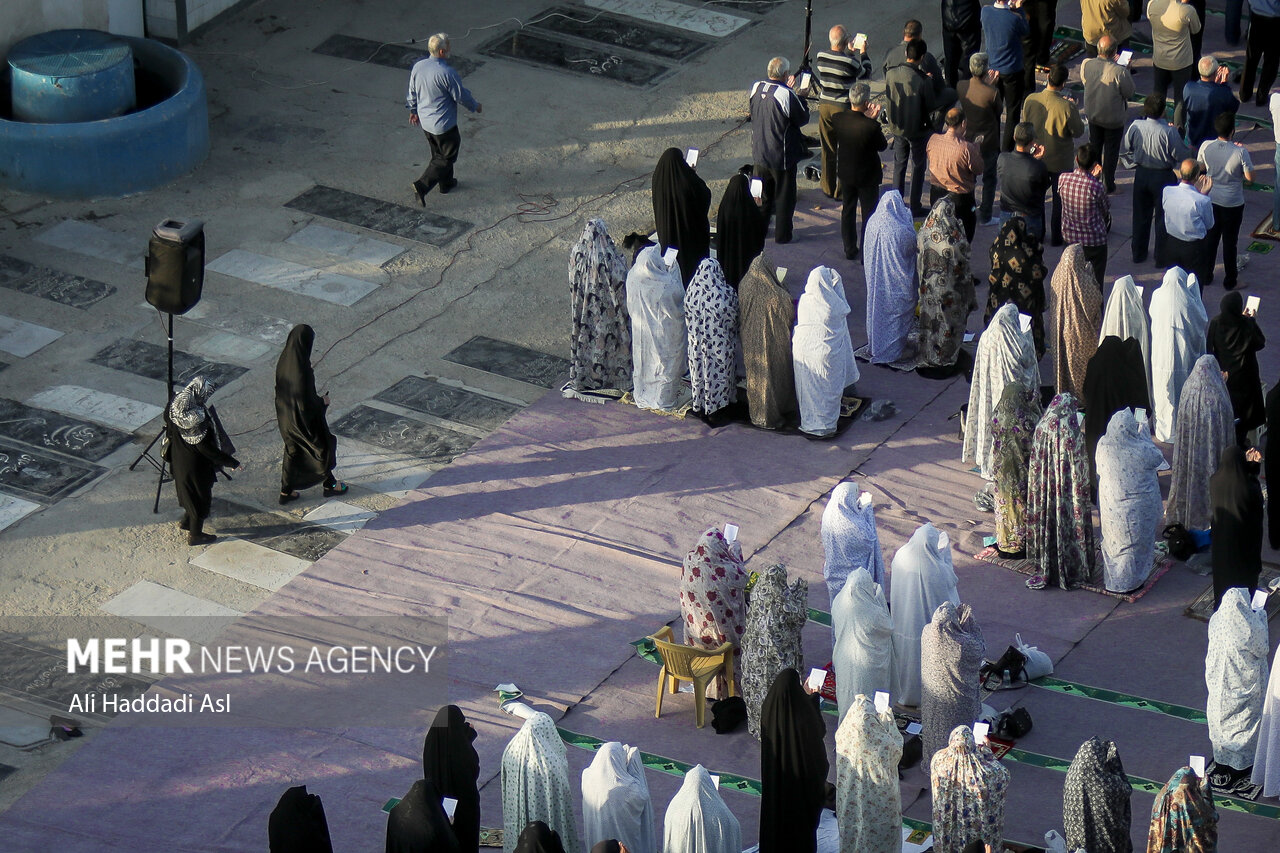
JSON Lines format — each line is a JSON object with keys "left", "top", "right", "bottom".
{"left": 995, "top": 707, "right": 1033, "bottom": 739}
{"left": 1163, "top": 523, "right": 1195, "bottom": 560}
{"left": 980, "top": 645, "right": 1029, "bottom": 690}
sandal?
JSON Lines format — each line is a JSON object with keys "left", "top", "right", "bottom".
{"left": 1025, "top": 575, "right": 1047, "bottom": 590}
{"left": 322, "top": 481, "right": 349, "bottom": 497}
{"left": 279, "top": 491, "right": 300, "bottom": 505}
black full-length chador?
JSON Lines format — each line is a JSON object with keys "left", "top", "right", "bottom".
{"left": 652, "top": 147, "right": 712, "bottom": 286}
{"left": 164, "top": 377, "right": 238, "bottom": 541}
{"left": 1210, "top": 445, "right": 1263, "bottom": 609}
{"left": 715, "top": 172, "right": 766, "bottom": 290}
{"left": 758, "top": 668, "right": 828, "bottom": 853}
{"left": 385, "top": 778, "right": 461, "bottom": 853}
{"left": 1082, "top": 335, "right": 1150, "bottom": 483}
{"left": 422, "top": 705, "right": 481, "bottom": 853}
{"left": 1207, "top": 291, "right": 1267, "bottom": 440}
{"left": 268, "top": 785, "right": 334, "bottom": 853}
{"left": 275, "top": 324, "right": 338, "bottom": 494}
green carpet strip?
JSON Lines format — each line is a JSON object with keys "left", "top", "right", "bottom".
{"left": 1003, "top": 747, "right": 1280, "bottom": 820}
{"left": 1029, "top": 676, "right": 1208, "bottom": 724}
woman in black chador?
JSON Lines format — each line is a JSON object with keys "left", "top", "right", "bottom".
{"left": 652, "top": 147, "right": 711, "bottom": 286}
{"left": 423, "top": 705, "right": 481, "bottom": 853}
{"left": 164, "top": 376, "right": 239, "bottom": 546}
{"left": 275, "top": 324, "right": 346, "bottom": 504}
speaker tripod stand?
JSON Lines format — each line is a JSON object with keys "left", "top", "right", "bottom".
{"left": 129, "top": 310, "right": 176, "bottom": 513}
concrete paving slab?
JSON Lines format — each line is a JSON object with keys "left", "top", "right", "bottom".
{"left": 284, "top": 185, "right": 472, "bottom": 247}
{"left": 0, "top": 438, "right": 104, "bottom": 504}
{"left": 189, "top": 331, "right": 275, "bottom": 363}
{"left": 206, "top": 249, "right": 379, "bottom": 307}
{"left": 326, "top": 435, "right": 435, "bottom": 498}
{"left": 0, "top": 494, "right": 40, "bottom": 532}
{"left": 583, "top": 0, "right": 751, "bottom": 36}
{"left": 330, "top": 403, "right": 477, "bottom": 462}
{"left": 311, "top": 34, "right": 483, "bottom": 75}
{"left": 89, "top": 339, "right": 250, "bottom": 390}
{"left": 0, "top": 255, "right": 116, "bottom": 310}
{"left": 441, "top": 335, "right": 570, "bottom": 389}
{"left": 530, "top": 5, "right": 713, "bottom": 61}
{"left": 206, "top": 498, "right": 347, "bottom": 562}
{"left": 0, "top": 398, "right": 133, "bottom": 462}
{"left": 0, "top": 707, "right": 52, "bottom": 750}
{"left": 99, "top": 581, "right": 244, "bottom": 646}
{"left": 181, "top": 299, "right": 294, "bottom": 346}
{"left": 26, "top": 386, "right": 162, "bottom": 433}
{"left": 302, "top": 500, "right": 377, "bottom": 532}
{"left": 374, "top": 375, "right": 522, "bottom": 431}
{"left": 285, "top": 223, "right": 406, "bottom": 266}
{"left": 480, "top": 29, "right": 673, "bottom": 86}
{"left": 0, "top": 316, "right": 62, "bottom": 358}
{"left": 189, "top": 538, "right": 312, "bottom": 592}
{"left": 34, "top": 220, "right": 146, "bottom": 269}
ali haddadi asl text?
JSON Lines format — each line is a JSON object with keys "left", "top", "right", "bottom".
{"left": 68, "top": 692, "right": 230, "bottom": 714}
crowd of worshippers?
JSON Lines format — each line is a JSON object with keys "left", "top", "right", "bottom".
{"left": 162, "top": 324, "right": 349, "bottom": 545}
{"left": 263, "top": 521, "right": 1280, "bottom": 851}
{"left": 763, "top": 7, "right": 1280, "bottom": 292}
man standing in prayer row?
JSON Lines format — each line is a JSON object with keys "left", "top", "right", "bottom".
{"left": 749, "top": 57, "right": 811, "bottom": 244}
{"left": 958, "top": 53, "right": 1004, "bottom": 224}
{"left": 1198, "top": 112, "right": 1255, "bottom": 290}
{"left": 814, "top": 25, "right": 873, "bottom": 200}
{"left": 1148, "top": 0, "right": 1201, "bottom": 109}
{"left": 1122, "top": 94, "right": 1191, "bottom": 264}
{"left": 883, "top": 20, "right": 946, "bottom": 96}
{"left": 407, "top": 33, "right": 481, "bottom": 206}
{"left": 832, "top": 83, "right": 887, "bottom": 260}
{"left": 885, "top": 40, "right": 940, "bottom": 217}
{"left": 941, "top": 0, "right": 983, "bottom": 87}
{"left": 1022, "top": 64, "right": 1085, "bottom": 246}
{"left": 1080, "top": 36, "right": 1136, "bottom": 193}
{"left": 982, "top": 0, "right": 1031, "bottom": 151}
{"left": 927, "top": 108, "right": 983, "bottom": 241}
{"left": 997, "top": 122, "right": 1052, "bottom": 240}
{"left": 1182, "top": 55, "right": 1239, "bottom": 148}
{"left": 1241, "top": 0, "right": 1280, "bottom": 106}
{"left": 1163, "top": 158, "right": 1216, "bottom": 285}
{"left": 1082, "top": 0, "right": 1134, "bottom": 56}
{"left": 1059, "top": 144, "right": 1113, "bottom": 281}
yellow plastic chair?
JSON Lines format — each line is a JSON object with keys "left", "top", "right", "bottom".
{"left": 649, "top": 625, "right": 736, "bottom": 728}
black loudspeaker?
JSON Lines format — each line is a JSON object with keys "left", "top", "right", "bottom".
{"left": 145, "top": 218, "right": 204, "bottom": 315}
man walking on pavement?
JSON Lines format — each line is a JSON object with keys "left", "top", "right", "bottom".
{"left": 408, "top": 33, "right": 482, "bottom": 205}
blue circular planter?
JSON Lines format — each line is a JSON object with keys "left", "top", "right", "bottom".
{"left": 0, "top": 34, "right": 209, "bottom": 198}
{"left": 9, "top": 29, "right": 136, "bottom": 123}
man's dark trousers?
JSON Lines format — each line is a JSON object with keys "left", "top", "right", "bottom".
{"left": 1207, "top": 203, "right": 1244, "bottom": 288}
{"left": 841, "top": 183, "right": 880, "bottom": 258}
{"left": 418, "top": 125, "right": 461, "bottom": 190}
{"left": 756, "top": 165, "right": 799, "bottom": 242}
{"left": 893, "top": 135, "right": 929, "bottom": 212}
{"left": 1132, "top": 165, "right": 1175, "bottom": 264}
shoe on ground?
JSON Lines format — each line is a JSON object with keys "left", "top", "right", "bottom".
{"left": 411, "top": 181, "right": 426, "bottom": 207}
{"left": 439, "top": 179, "right": 458, "bottom": 194}
{"left": 188, "top": 532, "right": 217, "bottom": 546}
{"left": 323, "top": 481, "right": 350, "bottom": 497}
{"left": 1237, "top": 253, "right": 1250, "bottom": 270}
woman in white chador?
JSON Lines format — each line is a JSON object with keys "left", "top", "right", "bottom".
{"left": 662, "top": 765, "right": 741, "bottom": 853}
{"left": 831, "top": 567, "right": 893, "bottom": 723}
{"left": 1099, "top": 274, "right": 1152, "bottom": 404}
{"left": 580, "top": 742, "right": 655, "bottom": 853}
{"left": 1163, "top": 354, "right": 1235, "bottom": 531}
{"left": 1148, "top": 266, "right": 1208, "bottom": 442}
{"left": 501, "top": 711, "right": 581, "bottom": 853}
{"left": 625, "top": 245, "right": 687, "bottom": 412}
{"left": 863, "top": 190, "right": 918, "bottom": 364}
{"left": 793, "top": 266, "right": 859, "bottom": 436}
{"left": 963, "top": 303, "right": 1040, "bottom": 480}
{"left": 1206, "top": 588, "right": 1269, "bottom": 787}
{"left": 889, "top": 523, "right": 961, "bottom": 707}
{"left": 835, "top": 694, "right": 902, "bottom": 853}
{"left": 821, "top": 481, "right": 886, "bottom": 602}
{"left": 1095, "top": 409, "right": 1165, "bottom": 593}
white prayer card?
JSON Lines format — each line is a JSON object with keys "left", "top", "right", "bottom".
{"left": 854, "top": 33, "right": 867, "bottom": 49}
{"left": 963, "top": 331, "right": 975, "bottom": 342}
{"left": 750, "top": 178, "right": 764, "bottom": 199}
{"left": 905, "top": 721, "right": 923, "bottom": 734}
{"left": 1076, "top": 411, "right": 1085, "bottom": 427}
{"left": 973, "top": 721, "right": 990, "bottom": 743}
{"left": 775, "top": 267, "right": 788, "bottom": 283}
{"left": 663, "top": 247, "right": 679, "bottom": 267}
{"left": 442, "top": 797, "right": 458, "bottom": 822}
{"left": 859, "top": 491, "right": 873, "bottom": 508}
{"left": 1018, "top": 313, "right": 1032, "bottom": 334}
{"left": 710, "top": 774, "right": 721, "bottom": 788}
{"left": 1253, "top": 589, "right": 1269, "bottom": 611}
{"left": 1247, "top": 295, "right": 1260, "bottom": 314}
{"left": 1118, "top": 50, "right": 1133, "bottom": 66}
{"left": 686, "top": 148, "right": 699, "bottom": 168}
{"left": 807, "top": 668, "right": 827, "bottom": 691}
{"left": 1190, "top": 755, "right": 1206, "bottom": 777}
{"left": 798, "top": 72, "right": 811, "bottom": 91}
{"left": 874, "top": 691, "right": 890, "bottom": 713}
{"left": 723, "top": 523, "right": 739, "bottom": 542}
{"left": 1134, "top": 408, "right": 1147, "bottom": 423}
{"left": 937, "top": 531, "right": 949, "bottom": 549}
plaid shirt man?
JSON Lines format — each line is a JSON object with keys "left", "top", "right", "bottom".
{"left": 1058, "top": 166, "right": 1111, "bottom": 245}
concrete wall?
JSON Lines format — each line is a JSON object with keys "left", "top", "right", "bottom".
{"left": 0, "top": 0, "right": 146, "bottom": 59}
{"left": 147, "top": 0, "right": 246, "bottom": 42}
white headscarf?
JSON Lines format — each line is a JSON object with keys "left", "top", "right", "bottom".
{"left": 889, "top": 523, "right": 961, "bottom": 707}
{"left": 662, "top": 765, "right": 741, "bottom": 853}
{"left": 835, "top": 694, "right": 902, "bottom": 853}
{"left": 169, "top": 376, "right": 217, "bottom": 445}
{"left": 501, "top": 711, "right": 581, "bottom": 853}
{"left": 964, "top": 303, "right": 1040, "bottom": 480}
{"left": 821, "top": 481, "right": 886, "bottom": 601}
{"left": 864, "top": 190, "right": 919, "bottom": 364}
{"left": 1149, "top": 266, "right": 1208, "bottom": 442}
{"left": 1100, "top": 274, "right": 1152, "bottom": 405}
{"left": 793, "top": 266, "right": 859, "bottom": 435}
{"left": 581, "top": 742, "right": 656, "bottom": 853}
{"left": 831, "top": 567, "right": 894, "bottom": 723}
{"left": 626, "top": 245, "right": 687, "bottom": 411}
{"left": 1206, "top": 588, "right": 1270, "bottom": 770}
